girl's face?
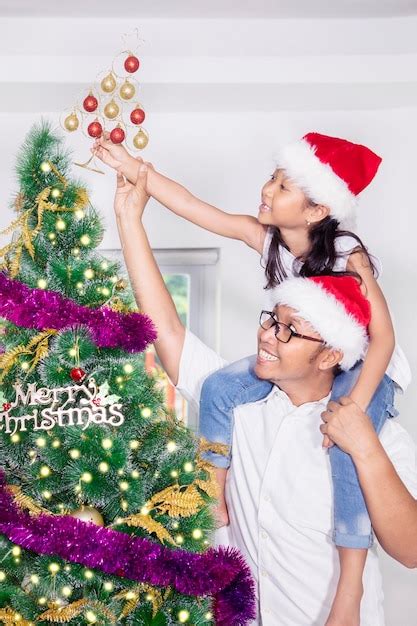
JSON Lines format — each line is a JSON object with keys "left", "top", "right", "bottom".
{"left": 258, "top": 168, "right": 309, "bottom": 229}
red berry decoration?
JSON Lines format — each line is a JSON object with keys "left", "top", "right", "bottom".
{"left": 124, "top": 55, "right": 140, "bottom": 73}
{"left": 92, "top": 398, "right": 101, "bottom": 406}
{"left": 70, "top": 367, "right": 86, "bottom": 383}
{"left": 110, "top": 126, "right": 125, "bottom": 144}
{"left": 83, "top": 94, "right": 98, "bottom": 113}
{"left": 130, "top": 108, "right": 145, "bottom": 125}
{"left": 87, "top": 120, "right": 103, "bottom": 138}
{"left": 3, "top": 402, "right": 11, "bottom": 411}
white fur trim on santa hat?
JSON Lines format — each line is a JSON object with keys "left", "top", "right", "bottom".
{"left": 273, "top": 277, "right": 368, "bottom": 370}
{"left": 275, "top": 139, "right": 357, "bottom": 228}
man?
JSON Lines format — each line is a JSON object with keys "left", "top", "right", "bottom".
{"left": 114, "top": 164, "right": 417, "bottom": 625}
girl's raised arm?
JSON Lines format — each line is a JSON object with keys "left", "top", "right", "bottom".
{"left": 93, "top": 136, "right": 267, "bottom": 253}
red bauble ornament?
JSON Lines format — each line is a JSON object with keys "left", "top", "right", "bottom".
{"left": 87, "top": 120, "right": 103, "bottom": 138}
{"left": 70, "top": 367, "right": 86, "bottom": 383}
{"left": 124, "top": 55, "right": 140, "bottom": 73}
{"left": 110, "top": 127, "right": 125, "bottom": 144}
{"left": 130, "top": 108, "right": 145, "bottom": 125}
{"left": 92, "top": 398, "right": 101, "bottom": 406}
{"left": 3, "top": 402, "right": 11, "bottom": 411}
{"left": 83, "top": 94, "right": 98, "bottom": 113}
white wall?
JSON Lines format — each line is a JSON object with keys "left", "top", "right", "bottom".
{"left": 1, "top": 11, "right": 417, "bottom": 625}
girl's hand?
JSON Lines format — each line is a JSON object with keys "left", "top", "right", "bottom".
{"left": 114, "top": 162, "right": 152, "bottom": 221}
{"left": 92, "top": 133, "right": 143, "bottom": 181}
{"left": 320, "top": 397, "right": 380, "bottom": 460}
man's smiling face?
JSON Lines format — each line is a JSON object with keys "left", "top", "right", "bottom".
{"left": 255, "top": 304, "right": 335, "bottom": 386}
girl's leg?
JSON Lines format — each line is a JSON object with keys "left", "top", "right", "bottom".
{"left": 326, "top": 364, "right": 396, "bottom": 625}
{"left": 199, "top": 355, "right": 273, "bottom": 526}
{"left": 330, "top": 365, "right": 395, "bottom": 548}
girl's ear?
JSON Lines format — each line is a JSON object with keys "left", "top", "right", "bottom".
{"left": 306, "top": 203, "right": 331, "bottom": 224}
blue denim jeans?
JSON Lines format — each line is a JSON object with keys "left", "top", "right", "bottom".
{"left": 198, "top": 358, "right": 398, "bottom": 549}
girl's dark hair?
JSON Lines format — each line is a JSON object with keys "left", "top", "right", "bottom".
{"left": 264, "top": 215, "right": 377, "bottom": 289}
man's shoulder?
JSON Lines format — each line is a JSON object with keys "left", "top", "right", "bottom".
{"left": 176, "top": 329, "right": 228, "bottom": 407}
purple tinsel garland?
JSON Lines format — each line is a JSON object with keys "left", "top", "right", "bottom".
{"left": 0, "top": 272, "right": 157, "bottom": 353}
{"left": 0, "top": 474, "right": 256, "bottom": 625}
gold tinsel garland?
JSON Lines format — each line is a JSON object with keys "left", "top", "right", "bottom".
{"left": 38, "top": 599, "right": 117, "bottom": 624}
{"left": 0, "top": 171, "right": 89, "bottom": 278}
{"left": 0, "top": 329, "right": 57, "bottom": 382}
{"left": 6, "top": 484, "right": 53, "bottom": 517}
{"left": 114, "top": 584, "right": 164, "bottom": 619}
{"left": 0, "top": 608, "right": 33, "bottom": 625}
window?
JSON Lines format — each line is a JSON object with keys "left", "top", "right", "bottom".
{"left": 102, "top": 248, "right": 219, "bottom": 431}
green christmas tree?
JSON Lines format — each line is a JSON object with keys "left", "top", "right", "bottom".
{"left": 0, "top": 123, "right": 227, "bottom": 625}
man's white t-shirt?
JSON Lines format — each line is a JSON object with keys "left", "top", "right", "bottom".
{"left": 176, "top": 329, "right": 417, "bottom": 626}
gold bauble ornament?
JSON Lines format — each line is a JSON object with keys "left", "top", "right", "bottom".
{"left": 133, "top": 129, "right": 149, "bottom": 150}
{"left": 64, "top": 112, "right": 79, "bottom": 132}
{"left": 104, "top": 99, "right": 120, "bottom": 120}
{"left": 119, "top": 79, "right": 135, "bottom": 100}
{"left": 69, "top": 505, "right": 104, "bottom": 526}
{"left": 101, "top": 72, "right": 116, "bottom": 93}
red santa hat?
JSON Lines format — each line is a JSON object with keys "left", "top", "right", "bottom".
{"left": 275, "top": 132, "right": 382, "bottom": 228}
{"left": 273, "top": 275, "right": 371, "bottom": 370}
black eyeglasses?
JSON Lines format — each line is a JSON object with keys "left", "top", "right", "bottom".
{"left": 259, "top": 310, "right": 325, "bottom": 344}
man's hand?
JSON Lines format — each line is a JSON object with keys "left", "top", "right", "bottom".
{"left": 114, "top": 161, "right": 152, "bottom": 221}
{"left": 320, "top": 396, "right": 380, "bottom": 460}
{"left": 92, "top": 133, "right": 144, "bottom": 186}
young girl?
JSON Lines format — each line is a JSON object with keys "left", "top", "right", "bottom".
{"left": 92, "top": 131, "right": 410, "bottom": 626}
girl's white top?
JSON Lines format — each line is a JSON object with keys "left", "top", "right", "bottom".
{"left": 262, "top": 229, "right": 411, "bottom": 392}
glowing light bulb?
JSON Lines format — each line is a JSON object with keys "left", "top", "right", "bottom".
{"left": 84, "top": 268, "right": 94, "bottom": 280}
{"left": 40, "top": 161, "right": 51, "bottom": 173}
{"left": 48, "top": 562, "right": 60, "bottom": 574}
{"left": 178, "top": 609, "right": 190, "bottom": 622}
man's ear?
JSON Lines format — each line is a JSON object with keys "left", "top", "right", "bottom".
{"left": 318, "top": 347, "right": 343, "bottom": 371}
{"left": 306, "top": 204, "right": 330, "bottom": 224}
